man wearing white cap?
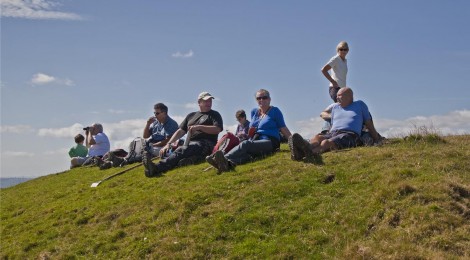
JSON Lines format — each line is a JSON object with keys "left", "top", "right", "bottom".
{"left": 142, "top": 92, "right": 223, "bottom": 177}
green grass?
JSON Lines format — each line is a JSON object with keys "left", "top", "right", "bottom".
{"left": 1, "top": 135, "right": 470, "bottom": 259}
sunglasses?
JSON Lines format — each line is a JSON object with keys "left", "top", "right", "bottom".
{"left": 256, "top": 96, "right": 269, "bottom": 100}
{"left": 339, "top": 48, "right": 349, "bottom": 51}
{"left": 154, "top": 112, "right": 161, "bottom": 116}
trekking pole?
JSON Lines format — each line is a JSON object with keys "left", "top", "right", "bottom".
{"left": 183, "top": 130, "right": 192, "bottom": 147}
{"left": 90, "top": 158, "right": 157, "bottom": 188}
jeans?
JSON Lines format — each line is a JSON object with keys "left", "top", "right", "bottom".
{"left": 224, "top": 139, "right": 273, "bottom": 165}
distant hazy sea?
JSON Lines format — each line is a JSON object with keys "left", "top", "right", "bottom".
{"left": 0, "top": 178, "right": 33, "bottom": 189}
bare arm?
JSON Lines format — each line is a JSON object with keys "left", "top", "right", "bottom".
{"left": 86, "top": 130, "right": 96, "bottom": 146}
{"left": 159, "top": 129, "right": 186, "bottom": 157}
{"left": 280, "top": 127, "right": 292, "bottom": 139}
{"left": 166, "top": 129, "right": 186, "bottom": 146}
{"left": 321, "top": 64, "right": 339, "bottom": 88}
{"left": 364, "top": 120, "right": 381, "bottom": 143}
{"left": 320, "top": 111, "right": 331, "bottom": 120}
{"left": 320, "top": 104, "right": 334, "bottom": 120}
{"left": 143, "top": 117, "right": 156, "bottom": 139}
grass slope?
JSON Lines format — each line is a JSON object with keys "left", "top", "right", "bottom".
{"left": 1, "top": 135, "right": 469, "bottom": 259}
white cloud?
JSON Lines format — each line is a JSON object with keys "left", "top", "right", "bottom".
{"left": 2, "top": 151, "right": 35, "bottom": 157}
{"left": 293, "top": 109, "right": 470, "bottom": 139}
{"left": 31, "top": 73, "right": 55, "bottom": 84}
{"left": 44, "top": 148, "right": 68, "bottom": 155}
{"left": 184, "top": 102, "right": 199, "bottom": 110}
{"left": 172, "top": 50, "right": 194, "bottom": 58}
{"left": 1, "top": 0, "right": 83, "bottom": 20}
{"left": 37, "top": 123, "right": 84, "bottom": 138}
{"left": 31, "top": 73, "right": 74, "bottom": 86}
{"left": 107, "top": 109, "right": 127, "bottom": 114}
{"left": 0, "top": 125, "right": 34, "bottom": 134}
{"left": 104, "top": 119, "right": 147, "bottom": 149}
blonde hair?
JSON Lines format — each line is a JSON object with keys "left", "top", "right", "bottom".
{"left": 336, "top": 41, "right": 349, "bottom": 52}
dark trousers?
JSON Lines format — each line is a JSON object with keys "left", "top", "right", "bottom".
{"left": 156, "top": 140, "right": 214, "bottom": 172}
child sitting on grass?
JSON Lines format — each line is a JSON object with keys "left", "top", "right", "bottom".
{"left": 68, "top": 134, "right": 88, "bottom": 159}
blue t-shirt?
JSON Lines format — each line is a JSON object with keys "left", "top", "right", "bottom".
{"left": 330, "top": 100, "right": 371, "bottom": 135}
{"left": 249, "top": 106, "right": 286, "bottom": 141}
{"left": 148, "top": 116, "right": 179, "bottom": 143}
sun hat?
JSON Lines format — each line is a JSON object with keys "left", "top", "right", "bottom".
{"left": 198, "top": 92, "right": 215, "bottom": 100}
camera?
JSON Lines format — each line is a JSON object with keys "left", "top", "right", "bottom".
{"left": 83, "top": 126, "right": 91, "bottom": 131}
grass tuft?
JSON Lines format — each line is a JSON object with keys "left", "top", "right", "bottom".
{"left": 403, "top": 124, "right": 446, "bottom": 144}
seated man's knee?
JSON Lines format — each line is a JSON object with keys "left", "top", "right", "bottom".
{"left": 321, "top": 139, "right": 337, "bottom": 150}
{"left": 311, "top": 134, "right": 324, "bottom": 145}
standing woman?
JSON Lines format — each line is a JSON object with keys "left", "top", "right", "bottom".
{"left": 321, "top": 41, "right": 349, "bottom": 102}
{"left": 206, "top": 89, "right": 292, "bottom": 173}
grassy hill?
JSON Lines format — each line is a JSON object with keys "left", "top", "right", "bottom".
{"left": 1, "top": 135, "right": 469, "bottom": 259}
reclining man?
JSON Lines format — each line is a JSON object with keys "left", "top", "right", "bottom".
{"left": 289, "top": 87, "right": 381, "bottom": 161}
{"left": 142, "top": 92, "right": 223, "bottom": 177}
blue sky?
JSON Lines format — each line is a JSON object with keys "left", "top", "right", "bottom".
{"left": 1, "top": 0, "right": 469, "bottom": 178}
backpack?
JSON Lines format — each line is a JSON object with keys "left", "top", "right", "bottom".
{"left": 102, "top": 148, "right": 128, "bottom": 161}
{"left": 125, "top": 137, "right": 146, "bottom": 163}
{"left": 212, "top": 132, "right": 240, "bottom": 154}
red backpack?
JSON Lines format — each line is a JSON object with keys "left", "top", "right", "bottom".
{"left": 212, "top": 132, "right": 240, "bottom": 154}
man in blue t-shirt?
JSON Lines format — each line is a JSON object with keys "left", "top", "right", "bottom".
{"left": 289, "top": 87, "right": 381, "bottom": 161}
{"left": 143, "top": 103, "right": 179, "bottom": 156}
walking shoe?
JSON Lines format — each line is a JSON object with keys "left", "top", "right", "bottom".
{"left": 108, "top": 152, "right": 125, "bottom": 167}
{"left": 99, "top": 161, "right": 113, "bottom": 170}
{"left": 142, "top": 150, "right": 160, "bottom": 177}
{"left": 206, "top": 153, "right": 218, "bottom": 170}
{"left": 288, "top": 134, "right": 303, "bottom": 161}
{"left": 292, "top": 133, "right": 313, "bottom": 159}
{"left": 213, "top": 150, "right": 229, "bottom": 173}
{"left": 119, "top": 158, "right": 128, "bottom": 167}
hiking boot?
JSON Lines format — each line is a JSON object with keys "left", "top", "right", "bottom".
{"left": 142, "top": 150, "right": 160, "bottom": 178}
{"left": 119, "top": 158, "right": 128, "bottom": 167}
{"left": 213, "top": 150, "right": 229, "bottom": 173}
{"left": 99, "top": 161, "right": 113, "bottom": 170}
{"left": 288, "top": 134, "right": 303, "bottom": 161}
{"left": 206, "top": 153, "right": 218, "bottom": 169}
{"left": 292, "top": 133, "right": 313, "bottom": 159}
{"left": 108, "top": 152, "right": 125, "bottom": 167}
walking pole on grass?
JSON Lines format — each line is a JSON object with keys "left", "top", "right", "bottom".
{"left": 90, "top": 158, "right": 157, "bottom": 188}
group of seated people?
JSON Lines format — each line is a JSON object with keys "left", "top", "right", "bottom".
{"left": 69, "top": 87, "right": 382, "bottom": 176}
